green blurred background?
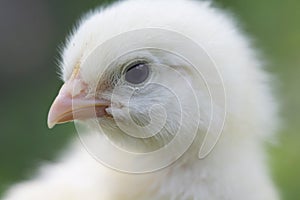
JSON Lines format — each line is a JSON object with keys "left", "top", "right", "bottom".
{"left": 0, "top": 0, "right": 299, "bottom": 199}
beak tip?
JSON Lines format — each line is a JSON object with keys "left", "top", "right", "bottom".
{"left": 47, "top": 109, "right": 57, "bottom": 129}
{"left": 47, "top": 117, "right": 56, "bottom": 129}
{"left": 48, "top": 123, "right": 55, "bottom": 129}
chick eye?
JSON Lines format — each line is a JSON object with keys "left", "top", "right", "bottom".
{"left": 124, "top": 62, "right": 149, "bottom": 84}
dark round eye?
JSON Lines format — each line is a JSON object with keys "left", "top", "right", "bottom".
{"left": 124, "top": 62, "right": 149, "bottom": 84}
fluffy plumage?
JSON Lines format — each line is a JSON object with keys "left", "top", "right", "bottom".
{"left": 2, "top": 0, "right": 279, "bottom": 199}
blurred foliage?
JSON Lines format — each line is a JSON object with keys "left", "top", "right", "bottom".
{"left": 0, "top": 0, "right": 299, "bottom": 199}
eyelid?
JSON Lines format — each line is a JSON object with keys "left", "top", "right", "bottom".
{"left": 122, "top": 59, "right": 149, "bottom": 75}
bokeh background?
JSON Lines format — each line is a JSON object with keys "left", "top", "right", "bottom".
{"left": 0, "top": 0, "right": 299, "bottom": 199}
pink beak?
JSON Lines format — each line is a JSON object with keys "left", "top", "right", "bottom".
{"left": 47, "top": 76, "right": 110, "bottom": 129}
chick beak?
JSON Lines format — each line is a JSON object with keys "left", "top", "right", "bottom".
{"left": 47, "top": 77, "right": 110, "bottom": 129}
